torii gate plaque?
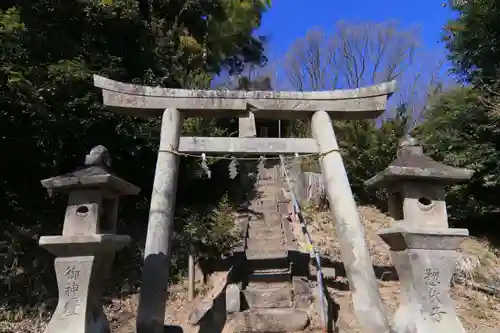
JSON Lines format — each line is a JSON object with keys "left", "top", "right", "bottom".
{"left": 93, "top": 75, "right": 396, "bottom": 333}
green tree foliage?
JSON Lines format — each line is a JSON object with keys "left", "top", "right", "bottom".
{"left": 298, "top": 105, "right": 411, "bottom": 209}
{"left": 337, "top": 105, "right": 411, "bottom": 206}
{"left": 0, "top": 0, "right": 268, "bottom": 310}
{"left": 414, "top": 86, "right": 500, "bottom": 228}
{"left": 444, "top": 0, "right": 500, "bottom": 83}
{"left": 408, "top": 0, "right": 500, "bottom": 230}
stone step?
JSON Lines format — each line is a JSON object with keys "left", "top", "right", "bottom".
{"left": 264, "top": 212, "right": 283, "bottom": 223}
{"left": 247, "top": 267, "right": 291, "bottom": 283}
{"left": 292, "top": 276, "right": 313, "bottom": 309}
{"left": 248, "top": 214, "right": 265, "bottom": 222}
{"left": 248, "top": 224, "right": 283, "bottom": 234}
{"left": 257, "top": 195, "right": 278, "bottom": 200}
{"left": 245, "top": 248, "right": 287, "bottom": 261}
{"left": 248, "top": 223, "right": 281, "bottom": 232}
{"left": 246, "top": 280, "right": 291, "bottom": 289}
{"left": 259, "top": 203, "right": 278, "bottom": 210}
{"left": 248, "top": 228, "right": 283, "bottom": 239}
{"left": 258, "top": 194, "right": 279, "bottom": 200}
{"left": 256, "top": 184, "right": 274, "bottom": 188}
{"left": 231, "top": 308, "right": 309, "bottom": 332}
{"left": 248, "top": 223, "right": 280, "bottom": 231}
{"left": 247, "top": 217, "right": 267, "bottom": 223}
{"left": 242, "top": 286, "right": 293, "bottom": 308}
{"left": 246, "top": 238, "right": 284, "bottom": 249}
{"left": 256, "top": 207, "right": 277, "bottom": 214}
{"left": 249, "top": 219, "right": 279, "bottom": 227}
{"left": 258, "top": 193, "right": 279, "bottom": 198}
{"left": 256, "top": 184, "right": 277, "bottom": 190}
{"left": 249, "top": 219, "right": 281, "bottom": 227}
{"left": 245, "top": 247, "right": 287, "bottom": 258}
{"left": 257, "top": 179, "right": 277, "bottom": 185}
{"left": 255, "top": 200, "right": 277, "bottom": 208}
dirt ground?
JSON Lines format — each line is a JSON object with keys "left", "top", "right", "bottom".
{"left": 2, "top": 206, "right": 500, "bottom": 333}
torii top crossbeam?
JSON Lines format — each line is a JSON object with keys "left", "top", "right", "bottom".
{"left": 93, "top": 75, "right": 396, "bottom": 120}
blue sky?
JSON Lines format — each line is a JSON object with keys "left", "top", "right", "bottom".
{"left": 236, "top": 0, "right": 459, "bottom": 117}
{"left": 258, "top": 0, "right": 455, "bottom": 60}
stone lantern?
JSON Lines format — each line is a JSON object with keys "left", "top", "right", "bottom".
{"left": 365, "top": 136, "right": 474, "bottom": 333}
{"left": 39, "top": 145, "right": 140, "bottom": 333}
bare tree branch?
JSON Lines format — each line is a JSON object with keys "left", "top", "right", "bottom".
{"left": 282, "top": 20, "right": 446, "bottom": 126}
{"left": 284, "top": 21, "right": 420, "bottom": 90}
{"left": 476, "top": 78, "right": 500, "bottom": 116}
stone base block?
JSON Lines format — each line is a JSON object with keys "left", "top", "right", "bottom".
{"left": 247, "top": 268, "right": 291, "bottom": 283}
{"left": 231, "top": 308, "right": 309, "bottom": 332}
{"left": 392, "top": 301, "right": 467, "bottom": 333}
{"left": 379, "top": 227, "right": 469, "bottom": 333}
{"left": 43, "top": 256, "right": 110, "bottom": 333}
{"left": 243, "top": 286, "right": 293, "bottom": 308}
{"left": 226, "top": 284, "right": 241, "bottom": 313}
{"left": 246, "top": 238, "right": 284, "bottom": 249}
{"left": 292, "top": 277, "right": 312, "bottom": 309}
{"left": 248, "top": 228, "right": 283, "bottom": 239}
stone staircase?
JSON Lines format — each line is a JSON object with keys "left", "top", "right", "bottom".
{"left": 226, "top": 166, "right": 323, "bottom": 333}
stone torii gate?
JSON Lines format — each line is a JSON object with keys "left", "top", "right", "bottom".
{"left": 93, "top": 75, "right": 396, "bottom": 333}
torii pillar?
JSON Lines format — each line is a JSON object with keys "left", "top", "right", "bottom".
{"left": 138, "top": 108, "right": 182, "bottom": 332}
{"left": 93, "top": 75, "right": 396, "bottom": 333}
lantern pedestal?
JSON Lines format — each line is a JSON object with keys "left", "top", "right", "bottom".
{"left": 379, "top": 227, "right": 468, "bottom": 333}
{"left": 40, "top": 234, "right": 130, "bottom": 333}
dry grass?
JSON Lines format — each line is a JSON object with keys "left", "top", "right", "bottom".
{"left": 457, "top": 237, "right": 500, "bottom": 285}
{"left": 298, "top": 204, "right": 500, "bottom": 332}
{"left": 300, "top": 205, "right": 393, "bottom": 267}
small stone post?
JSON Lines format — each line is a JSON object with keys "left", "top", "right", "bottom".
{"left": 365, "top": 135, "right": 474, "bottom": 333}
{"left": 39, "top": 145, "right": 140, "bottom": 333}
{"left": 188, "top": 244, "right": 195, "bottom": 301}
{"left": 311, "top": 110, "right": 391, "bottom": 333}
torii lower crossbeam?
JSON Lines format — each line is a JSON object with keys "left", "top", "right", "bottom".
{"left": 179, "top": 137, "right": 318, "bottom": 155}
